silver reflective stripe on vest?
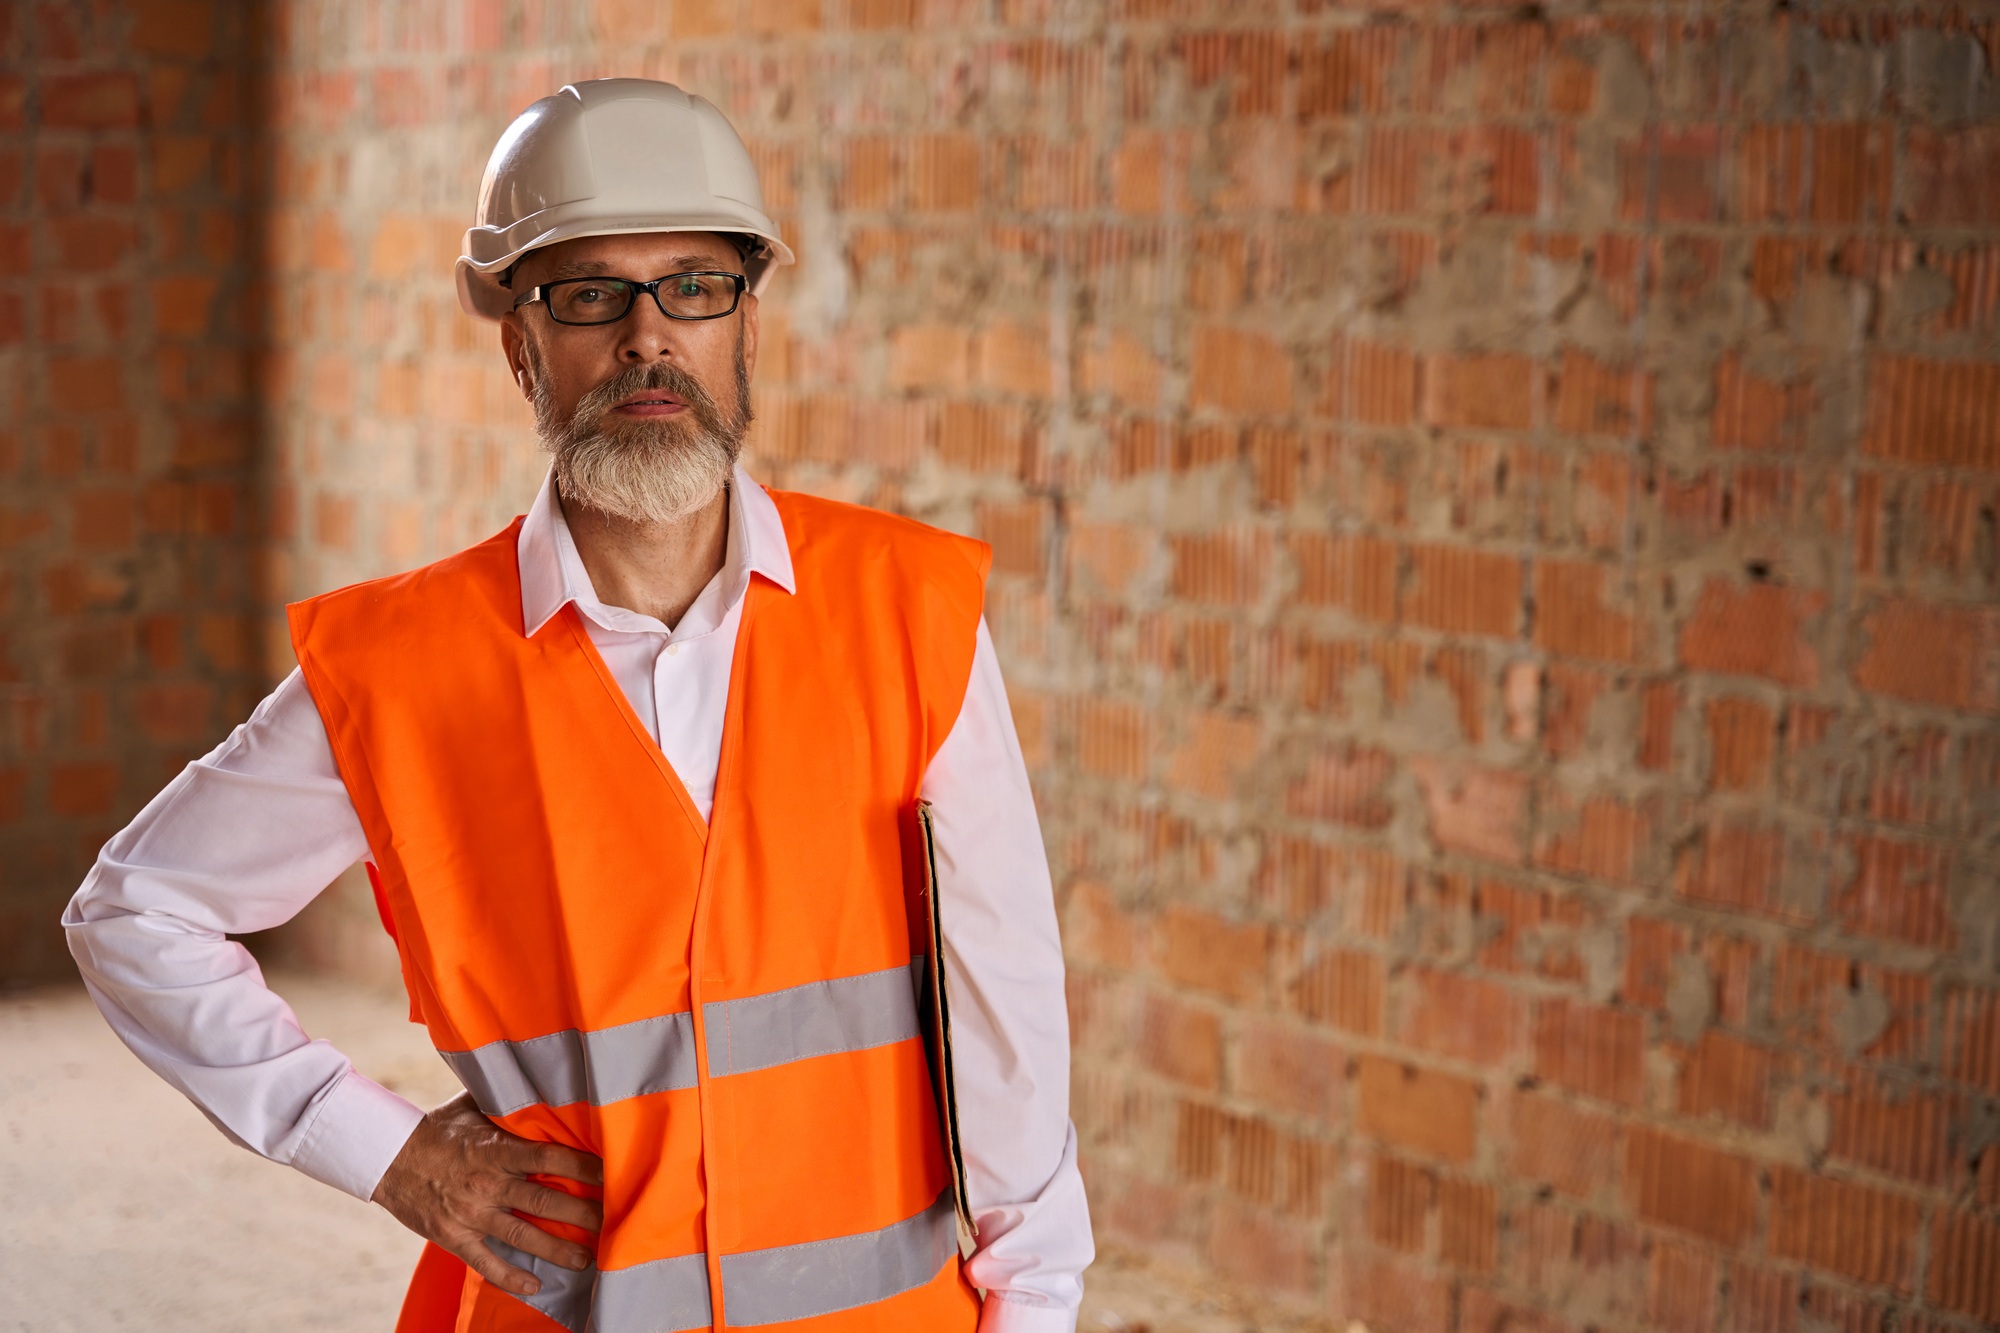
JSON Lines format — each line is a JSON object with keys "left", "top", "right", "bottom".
{"left": 493, "top": 1193, "right": 952, "bottom": 1331}
{"left": 441, "top": 962, "right": 924, "bottom": 1116}
{"left": 592, "top": 1250, "right": 712, "bottom": 1333}
{"left": 485, "top": 1236, "right": 598, "bottom": 1333}
{"left": 441, "top": 1010, "right": 697, "bottom": 1116}
{"left": 704, "top": 960, "right": 924, "bottom": 1078}
{"left": 719, "top": 1188, "right": 958, "bottom": 1325}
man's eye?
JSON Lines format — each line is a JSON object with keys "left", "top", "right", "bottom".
{"left": 573, "top": 286, "right": 608, "bottom": 303}
{"left": 675, "top": 280, "right": 704, "bottom": 297}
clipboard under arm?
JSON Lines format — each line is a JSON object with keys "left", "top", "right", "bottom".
{"left": 916, "top": 799, "right": 979, "bottom": 1243}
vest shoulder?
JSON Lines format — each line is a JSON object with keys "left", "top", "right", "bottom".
{"left": 289, "top": 522, "right": 523, "bottom": 642}
{"left": 765, "top": 489, "right": 991, "bottom": 586}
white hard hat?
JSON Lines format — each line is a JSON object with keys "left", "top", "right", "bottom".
{"left": 455, "top": 78, "right": 795, "bottom": 320}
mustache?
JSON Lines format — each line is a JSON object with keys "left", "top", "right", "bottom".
{"left": 571, "top": 359, "right": 728, "bottom": 432}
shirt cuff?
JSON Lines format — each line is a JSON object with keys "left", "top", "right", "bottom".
{"left": 979, "top": 1293, "right": 1079, "bottom": 1333}
{"left": 288, "top": 1067, "right": 425, "bottom": 1201}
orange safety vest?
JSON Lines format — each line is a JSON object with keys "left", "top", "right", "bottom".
{"left": 288, "top": 488, "right": 990, "bottom": 1332}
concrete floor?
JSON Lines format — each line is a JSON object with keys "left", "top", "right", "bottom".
{"left": 0, "top": 975, "right": 454, "bottom": 1332}
{"left": 0, "top": 976, "right": 1284, "bottom": 1333}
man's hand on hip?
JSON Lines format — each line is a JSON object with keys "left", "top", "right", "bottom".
{"left": 372, "top": 1091, "right": 606, "bottom": 1297}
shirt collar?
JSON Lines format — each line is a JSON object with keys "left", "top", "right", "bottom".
{"left": 517, "top": 463, "right": 796, "bottom": 638}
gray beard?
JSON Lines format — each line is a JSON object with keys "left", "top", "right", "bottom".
{"left": 528, "top": 338, "right": 752, "bottom": 526}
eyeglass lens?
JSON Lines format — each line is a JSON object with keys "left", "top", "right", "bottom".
{"left": 546, "top": 273, "right": 740, "bottom": 325}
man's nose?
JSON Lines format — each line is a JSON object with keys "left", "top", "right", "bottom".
{"left": 615, "top": 289, "right": 680, "bottom": 362}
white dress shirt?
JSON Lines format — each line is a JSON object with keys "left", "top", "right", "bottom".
{"left": 63, "top": 466, "right": 1091, "bottom": 1331}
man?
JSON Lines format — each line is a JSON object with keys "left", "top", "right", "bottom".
{"left": 64, "top": 79, "right": 1090, "bottom": 1332}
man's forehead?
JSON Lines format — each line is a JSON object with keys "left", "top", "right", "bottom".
{"left": 520, "top": 231, "right": 742, "bottom": 280}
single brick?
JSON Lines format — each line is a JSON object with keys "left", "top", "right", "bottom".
{"left": 1930, "top": 1210, "right": 2000, "bottom": 1322}
{"left": 1623, "top": 1124, "right": 1758, "bottom": 1246}
{"left": 1679, "top": 579, "right": 1826, "bottom": 687}
{"left": 134, "top": 682, "right": 216, "bottom": 745}
{"left": 1159, "top": 905, "right": 1268, "bottom": 1003}
{"left": 1861, "top": 355, "right": 2000, "bottom": 470}
{"left": 1638, "top": 680, "right": 1677, "bottom": 770}
{"left": 1402, "top": 966, "right": 1525, "bottom": 1070}
{"left": 908, "top": 133, "right": 979, "bottom": 211}
{"left": 1169, "top": 529, "right": 1272, "bottom": 605}
{"left": 1825, "top": 1064, "right": 1955, "bottom": 1186}
{"left": 1205, "top": 1197, "right": 1321, "bottom": 1298}
{"left": 1767, "top": 1166, "right": 1921, "bottom": 1291}
{"left": 1355, "top": 1055, "right": 1480, "bottom": 1163}
{"left": 47, "top": 761, "right": 119, "bottom": 817}
{"left": 1533, "top": 558, "right": 1638, "bottom": 663}
{"left": 1287, "top": 532, "right": 1396, "bottom": 620}
{"left": 1833, "top": 832, "right": 1955, "bottom": 951}
{"left": 1285, "top": 743, "right": 1395, "bottom": 830}
{"left": 1422, "top": 352, "right": 1536, "bottom": 431}
{"left": 1852, "top": 597, "right": 2000, "bottom": 714}
{"left": 1712, "top": 352, "right": 1810, "bottom": 451}
{"left": 1437, "top": 1175, "right": 1498, "bottom": 1273}
{"left": 1411, "top": 758, "right": 1530, "bottom": 865}
{"left": 1071, "top": 697, "right": 1149, "bottom": 781}
{"left": 1945, "top": 986, "right": 2000, "bottom": 1094}
{"left": 1404, "top": 543, "right": 1521, "bottom": 637}
{"left": 1346, "top": 340, "right": 1419, "bottom": 425}
{"left": 1366, "top": 1152, "right": 1434, "bottom": 1252}
{"left": 1675, "top": 818, "right": 1798, "bottom": 923}
{"left": 1232, "top": 1018, "right": 1343, "bottom": 1123}
{"left": 1190, "top": 326, "right": 1293, "bottom": 415}
{"left": 1062, "top": 881, "right": 1138, "bottom": 969}
{"left": 1139, "top": 991, "right": 1223, "bottom": 1091}
{"left": 1647, "top": 1236, "right": 1721, "bottom": 1333}
{"left": 42, "top": 72, "right": 143, "bottom": 129}
{"left": 1678, "top": 1031, "right": 1774, "bottom": 1129}
{"left": 1535, "top": 997, "right": 1644, "bottom": 1106}
{"left": 977, "top": 499, "right": 1047, "bottom": 578}
{"left": 1724, "top": 1265, "right": 1798, "bottom": 1333}
{"left": 1290, "top": 947, "right": 1384, "bottom": 1036}
{"left": 1535, "top": 791, "right": 1650, "bottom": 887}
{"left": 1509, "top": 1088, "right": 1620, "bottom": 1201}
{"left": 1550, "top": 347, "right": 1651, "bottom": 440}
{"left": 1704, "top": 696, "right": 1775, "bottom": 790}
{"left": 1335, "top": 1246, "right": 1452, "bottom": 1333}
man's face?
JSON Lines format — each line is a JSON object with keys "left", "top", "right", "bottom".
{"left": 500, "top": 230, "right": 761, "bottom": 524}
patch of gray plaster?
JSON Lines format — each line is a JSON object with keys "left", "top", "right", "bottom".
{"left": 1343, "top": 662, "right": 1387, "bottom": 723}
{"left": 1897, "top": 29, "right": 1995, "bottom": 124}
{"left": 1780, "top": 834, "right": 1834, "bottom": 923}
{"left": 1955, "top": 1100, "right": 2000, "bottom": 1171}
{"left": 1385, "top": 676, "right": 1469, "bottom": 750}
{"left": 1580, "top": 924, "right": 1623, "bottom": 1005}
{"left": 1666, "top": 953, "right": 1715, "bottom": 1043}
{"left": 1774, "top": 1084, "right": 1832, "bottom": 1161}
{"left": 1949, "top": 861, "right": 2000, "bottom": 973}
{"left": 1833, "top": 983, "right": 1892, "bottom": 1059}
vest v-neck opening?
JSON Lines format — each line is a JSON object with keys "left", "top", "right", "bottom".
{"left": 559, "top": 604, "right": 711, "bottom": 844}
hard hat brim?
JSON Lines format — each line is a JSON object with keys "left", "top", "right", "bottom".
{"left": 456, "top": 220, "right": 796, "bottom": 320}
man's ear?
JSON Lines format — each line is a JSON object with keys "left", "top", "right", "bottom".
{"left": 499, "top": 318, "right": 534, "bottom": 400}
{"left": 739, "top": 293, "right": 760, "bottom": 383}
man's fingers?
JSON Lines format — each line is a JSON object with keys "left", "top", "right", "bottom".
{"left": 486, "top": 1210, "right": 596, "bottom": 1272}
{"left": 445, "top": 1233, "right": 543, "bottom": 1297}
{"left": 511, "top": 1138, "right": 605, "bottom": 1187}
{"left": 503, "top": 1179, "right": 606, "bottom": 1233}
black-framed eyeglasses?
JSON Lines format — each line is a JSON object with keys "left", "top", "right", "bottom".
{"left": 512, "top": 271, "right": 747, "bottom": 326}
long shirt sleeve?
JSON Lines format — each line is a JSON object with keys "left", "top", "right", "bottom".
{"left": 61, "top": 668, "right": 425, "bottom": 1200}
{"left": 921, "top": 621, "right": 1094, "bottom": 1331}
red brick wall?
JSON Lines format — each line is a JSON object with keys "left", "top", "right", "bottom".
{"left": 19, "top": 1, "right": 2000, "bottom": 1326}
{"left": 0, "top": 3, "right": 265, "bottom": 979}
